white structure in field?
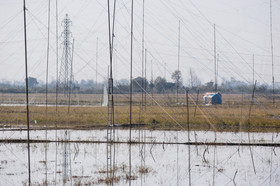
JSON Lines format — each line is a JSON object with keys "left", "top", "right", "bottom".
{"left": 102, "top": 86, "right": 108, "bottom": 107}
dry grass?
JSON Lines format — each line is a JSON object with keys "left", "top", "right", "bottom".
{"left": 97, "top": 176, "right": 121, "bottom": 184}
{"left": 138, "top": 166, "right": 149, "bottom": 174}
{"left": 0, "top": 93, "right": 280, "bottom": 132}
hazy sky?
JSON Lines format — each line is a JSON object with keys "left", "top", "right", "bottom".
{"left": 0, "top": 0, "right": 279, "bottom": 86}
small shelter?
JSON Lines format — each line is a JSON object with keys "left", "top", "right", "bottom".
{"left": 203, "top": 92, "right": 222, "bottom": 105}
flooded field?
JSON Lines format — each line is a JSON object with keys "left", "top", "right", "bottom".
{"left": 0, "top": 129, "right": 279, "bottom": 185}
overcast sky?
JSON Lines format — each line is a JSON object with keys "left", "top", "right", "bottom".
{"left": 0, "top": 0, "right": 279, "bottom": 86}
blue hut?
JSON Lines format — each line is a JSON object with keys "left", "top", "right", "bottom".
{"left": 203, "top": 92, "right": 222, "bottom": 105}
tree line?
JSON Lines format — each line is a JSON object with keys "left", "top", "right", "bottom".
{"left": 0, "top": 70, "right": 278, "bottom": 94}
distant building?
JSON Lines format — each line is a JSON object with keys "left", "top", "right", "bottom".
{"left": 203, "top": 92, "right": 222, "bottom": 105}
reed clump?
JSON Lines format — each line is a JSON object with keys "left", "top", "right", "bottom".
{"left": 139, "top": 166, "right": 149, "bottom": 174}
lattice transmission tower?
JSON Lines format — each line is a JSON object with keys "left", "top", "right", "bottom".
{"left": 59, "top": 14, "right": 73, "bottom": 95}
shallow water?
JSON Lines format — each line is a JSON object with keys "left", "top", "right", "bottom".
{"left": 0, "top": 129, "right": 279, "bottom": 185}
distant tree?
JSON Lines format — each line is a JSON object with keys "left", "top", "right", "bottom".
{"left": 256, "top": 84, "right": 267, "bottom": 93}
{"left": 49, "top": 80, "right": 57, "bottom": 89}
{"left": 79, "top": 79, "right": 87, "bottom": 89}
{"left": 228, "top": 77, "right": 247, "bottom": 87}
{"left": 205, "top": 81, "right": 214, "bottom": 91}
{"left": 166, "top": 82, "right": 176, "bottom": 91}
{"left": 187, "top": 68, "right": 201, "bottom": 88}
{"left": 171, "top": 70, "right": 182, "bottom": 89}
{"left": 115, "top": 84, "right": 129, "bottom": 93}
{"left": 149, "top": 80, "right": 154, "bottom": 91}
{"left": 154, "top": 76, "right": 167, "bottom": 93}
{"left": 117, "top": 79, "right": 129, "bottom": 85}
{"left": 27, "top": 77, "right": 38, "bottom": 88}
{"left": 132, "top": 77, "right": 149, "bottom": 93}
{"left": 80, "top": 79, "right": 86, "bottom": 85}
{"left": 87, "top": 80, "right": 94, "bottom": 86}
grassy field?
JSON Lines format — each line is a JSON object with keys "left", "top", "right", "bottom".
{"left": 0, "top": 93, "right": 280, "bottom": 132}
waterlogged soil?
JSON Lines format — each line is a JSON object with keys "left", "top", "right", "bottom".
{"left": 0, "top": 129, "right": 279, "bottom": 185}
{"left": 0, "top": 140, "right": 279, "bottom": 185}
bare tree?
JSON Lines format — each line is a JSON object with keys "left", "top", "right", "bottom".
{"left": 188, "top": 68, "right": 201, "bottom": 88}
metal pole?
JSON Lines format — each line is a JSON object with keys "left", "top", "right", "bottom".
{"left": 253, "top": 54, "right": 254, "bottom": 87}
{"left": 23, "top": 0, "right": 31, "bottom": 184}
{"left": 177, "top": 20, "right": 180, "bottom": 104}
{"left": 186, "top": 90, "right": 191, "bottom": 186}
{"left": 45, "top": 0, "right": 51, "bottom": 114}
{"left": 144, "top": 48, "right": 147, "bottom": 108}
{"left": 141, "top": 0, "right": 145, "bottom": 109}
{"left": 270, "top": 0, "right": 275, "bottom": 107}
{"left": 214, "top": 24, "right": 217, "bottom": 93}
{"left": 55, "top": 0, "right": 58, "bottom": 111}
{"left": 129, "top": 0, "right": 134, "bottom": 183}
